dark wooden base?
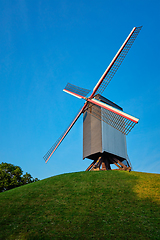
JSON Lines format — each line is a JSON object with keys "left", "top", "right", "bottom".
{"left": 85, "top": 153, "right": 131, "bottom": 172}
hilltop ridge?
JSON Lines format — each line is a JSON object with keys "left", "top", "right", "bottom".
{"left": 0, "top": 171, "right": 160, "bottom": 239}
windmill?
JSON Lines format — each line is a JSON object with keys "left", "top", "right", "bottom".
{"left": 44, "top": 26, "right": 142, "bottom": 171}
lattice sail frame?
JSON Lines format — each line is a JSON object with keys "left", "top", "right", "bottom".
{"left": 86, "top": 103, "right": 137, "bottom": 135}
{"left": 43, "top": 107, "right": 83, "bottom": 162}
{"left": 92, "top": 26, "right": 142, "bottom": 97}
{"left": 64, "top": 83, "right": 90, "bottom": 97}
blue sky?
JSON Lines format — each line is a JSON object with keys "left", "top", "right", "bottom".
{"left": 0, "top": 0, "right": 160, "bottom": 180}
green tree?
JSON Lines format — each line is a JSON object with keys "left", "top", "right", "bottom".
{"left": 21, "top": 172, "right": 39, "bottom": 185}
{"left": 0, "top": 162, "right": 39, "bottom": 192}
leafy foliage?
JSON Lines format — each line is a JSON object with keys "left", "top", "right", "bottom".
{"left": 0, "top": 162, "right": 39, "bottom": 192}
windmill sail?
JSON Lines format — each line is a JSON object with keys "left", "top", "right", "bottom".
{"left": 43, "top": 106, "right": 85, "bottom": 163}
{"left": 64, "top": 83, "right": 90, "bottom": 97}
{"left": 62, "top": 88, "right": 139, "bottom": 135}
{"left": 86, "top": 103, "right": 137, "bottom": 135}
{"left": 91, "top": 26, "right": 142, "bottom": 98}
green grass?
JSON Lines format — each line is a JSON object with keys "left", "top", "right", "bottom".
{"left": 0, "top": 170, "right": 160, "bottom": 240}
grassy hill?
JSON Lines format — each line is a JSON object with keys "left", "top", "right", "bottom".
{"left": 0, "top": 170, "right": 160, "bottom": 240}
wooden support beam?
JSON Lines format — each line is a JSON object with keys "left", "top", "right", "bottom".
{"left": 113, "top": 161, "right": 123, "bottom": 170}
{"left": 117, "top": 160, "right": 127, "bottom": 170}
{"left": 92, "top": 157, "right": 102, "bottom": 171}
{"left": 85, "top": 160, "right": 95, "bottom": 171}
{"left": 101, "top": 162, "right": 107, "bottom": 170}
{"left": 113, "top": 157, "right": 131, "bottom": 171}
{"left": 95, "top": 157, "right": 102, "bottom": 167}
